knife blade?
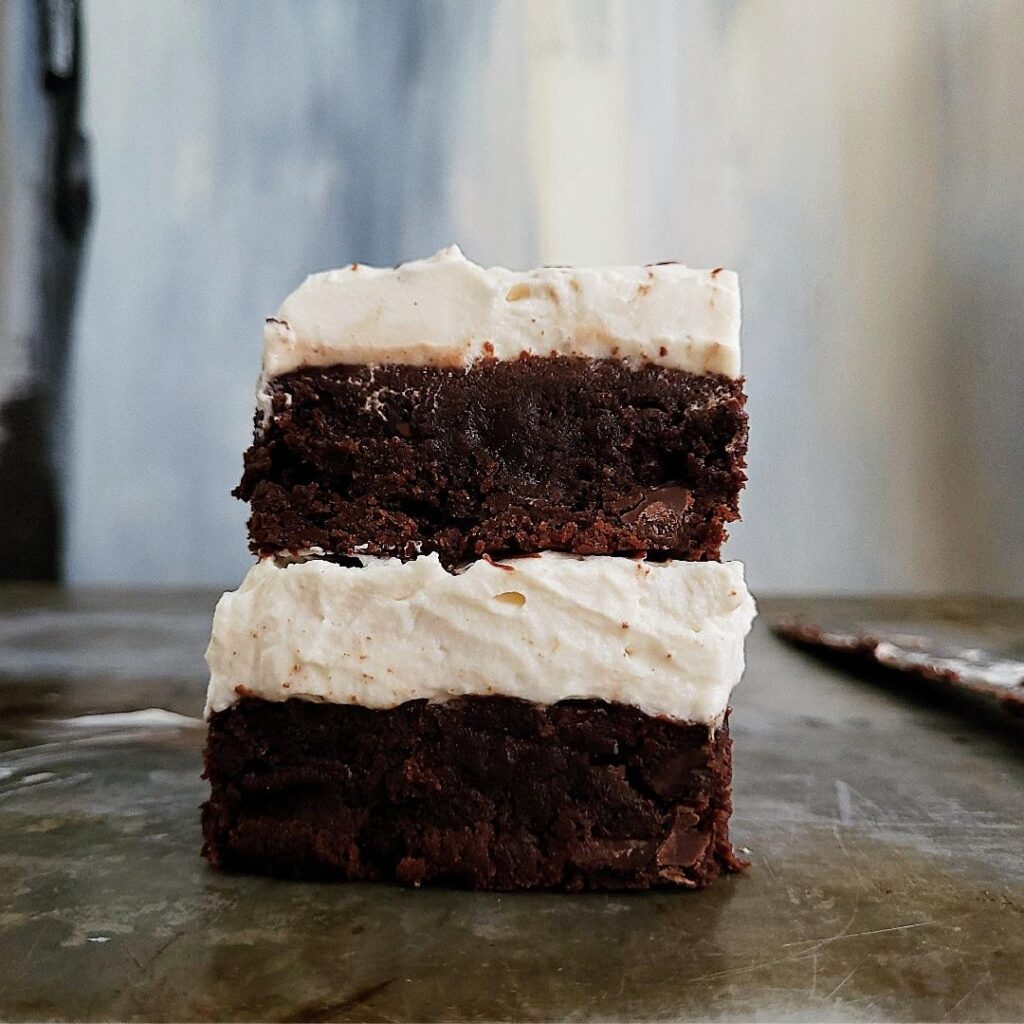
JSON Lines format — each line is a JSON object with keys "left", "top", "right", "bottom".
{"left": 773, "top": 617, "right": 1024, "bottom": 717}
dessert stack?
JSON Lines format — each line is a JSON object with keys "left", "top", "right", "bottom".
{"left": 202, "top": 247, "right": 755, "bottom": 890}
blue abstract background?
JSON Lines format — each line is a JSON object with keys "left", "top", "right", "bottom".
{"left": 3, "top": 0, "right": 1023, "bottom": 594}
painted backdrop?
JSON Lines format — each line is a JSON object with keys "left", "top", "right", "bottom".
{"left": 40, "top": 1, "right": 1024, "bottom": 591}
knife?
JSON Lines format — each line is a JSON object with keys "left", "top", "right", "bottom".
{"left": 773, "top": 617, "right": 1024, "bottom": 717}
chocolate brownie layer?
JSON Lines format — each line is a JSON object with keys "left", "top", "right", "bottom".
{"left": 238, "top": 357, "right": 747, "bottom": 568}
{"left": 202, "top": 696, "right": 743, "bottom": 891}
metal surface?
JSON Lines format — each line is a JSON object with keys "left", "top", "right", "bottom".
{"left": 1, "top": 588, "right": 1022, "bottom": 1022}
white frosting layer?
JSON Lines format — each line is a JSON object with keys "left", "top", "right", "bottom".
{"left": 262, "top": 246, "right": 741, "bottom": 379}
{"left": 204, "top": 553, "right": 755, "bottom": 722}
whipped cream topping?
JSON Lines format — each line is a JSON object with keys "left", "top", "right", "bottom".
{"left": 205, "top": 553, "right": 755, "bottom": 723}
{"left": 262, "top": 246, "right": 741, "bottom": 380}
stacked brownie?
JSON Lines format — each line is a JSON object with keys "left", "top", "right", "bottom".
{"left": 202, "top": 246, "right": 755, "bottom": 891}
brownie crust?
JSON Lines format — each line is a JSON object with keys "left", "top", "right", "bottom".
{"left": 202, "top": 696, "right": 744, "bottom": 891}
{"left": 238, "top": 357, "right": 747, "bottom": 569}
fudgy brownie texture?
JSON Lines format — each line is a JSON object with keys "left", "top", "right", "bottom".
{"left": 202, "top": 696, "right": 743, "bottom": 891}
{"left": 237, "top": 357, "right": 747, "bottom": 569}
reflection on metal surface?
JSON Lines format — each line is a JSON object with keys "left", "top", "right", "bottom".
{"left": 1, "top": 590, "right": 1023, "bottom": 1020}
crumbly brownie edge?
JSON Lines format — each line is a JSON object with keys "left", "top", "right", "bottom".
{"left": 237, "top": 357, "right": 747, "bottom": 569}
{"left": 201, "top": 695, "right": 745, "bottom": 892}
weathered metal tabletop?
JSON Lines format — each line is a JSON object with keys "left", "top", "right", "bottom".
{"left": 1, "top": 588, "right": 1022, "bottom": 1022}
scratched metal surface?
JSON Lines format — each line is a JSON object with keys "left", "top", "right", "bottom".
{"left": 1, "top": 588, "right": 1022, "bottom": 1022}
